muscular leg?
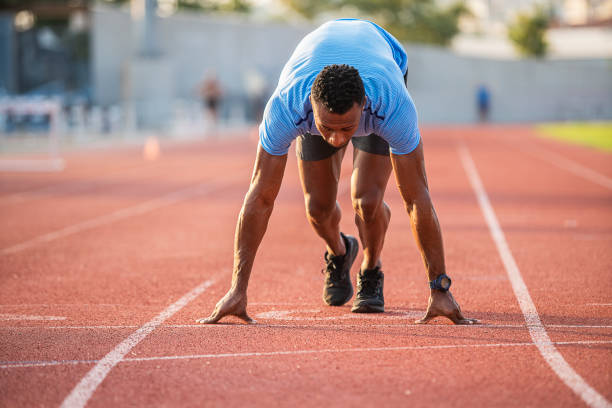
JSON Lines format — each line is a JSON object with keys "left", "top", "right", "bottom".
{"left": 298, "top": 147, "right": 347, "bottom": 256}
{"left": 351, "top": 148, "right": 392, "bottom": 270}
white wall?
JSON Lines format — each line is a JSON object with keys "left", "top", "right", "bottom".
{"left": 92, "top": 4, "right": 612, "bottom": 125}
{"left": 406, "top": 45, "right": 612, "bottom": 123}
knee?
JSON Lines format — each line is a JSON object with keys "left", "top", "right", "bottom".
{"left": 352, "top": 194, "right": 383, "bottom": 223}
{"left": 305, "top": 197, "right": 336, "bottom": 224}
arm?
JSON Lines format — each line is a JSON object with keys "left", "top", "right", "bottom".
{"left": 391, "top": 141, "right": 478, "bottom": 325}
{"left": 390, "top": 141, "right": 445, "bottom": 281}
{"left": 198, "top": 144, "right": 287, "bottom": 324}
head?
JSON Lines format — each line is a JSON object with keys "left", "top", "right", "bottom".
{"left": 310, "top": 64, "right": 365, "bottom": 148}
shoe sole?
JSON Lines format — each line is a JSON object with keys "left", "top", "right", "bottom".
{"left": 322, "top": 234, "right": 359, "bottom": 306}
{"left": 351, "top": 303, "right": 384, "bottom": 313}
{"left": 326, "top": 285, "right": 353, "bottom": 306}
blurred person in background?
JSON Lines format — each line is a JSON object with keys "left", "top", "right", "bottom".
{"left": 199, "top": 70, "right": 223, "bottom": 125}
{"left": 476, "top": 84, "right": 491, "bottom": 122}
{"left": 198, "top": 19, "right": 478, "bottom": 326}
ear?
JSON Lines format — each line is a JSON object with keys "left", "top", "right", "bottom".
{"left": 361, "top": 96, "right": 367, "bottom": 108}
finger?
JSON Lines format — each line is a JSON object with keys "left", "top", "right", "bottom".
{"left": 415, "top": 311, "right": 437, "bottom": 324}
{"left": 447, "top": 307, "right": 479, "bottom": 324}
{"left": 195, "top": 312, "right": 222, "bottom": 324}
{"left": 451, "top": 314, "right": 480, "bottom": 325}
{"left": 462, "top": 318, "right": 480, "bottom": 325}
{"left": 238, "top": 311, "right": 256, "bottom": 324}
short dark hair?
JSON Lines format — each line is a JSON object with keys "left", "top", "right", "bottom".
{"left": 311, "top": 64, "right": 365, "bottom": 114}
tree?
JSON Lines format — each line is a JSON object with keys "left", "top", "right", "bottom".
{"left": 86, "top": 0, "right": 252, "bottom": 14}
{"left": 508, "top": 8, "right": 550, "bottom": 58}
{"left": 281, "top": 0, "right": 469, "bottom": 46}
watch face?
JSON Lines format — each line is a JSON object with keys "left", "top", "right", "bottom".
{"left": 440, "top": 276, "right": 450, "bottom": 290}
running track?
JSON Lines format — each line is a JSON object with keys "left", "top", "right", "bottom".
{"left": 1, "top": 126, "right": 610, "bottom": 407}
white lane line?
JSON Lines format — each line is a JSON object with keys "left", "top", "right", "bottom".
{"left": 249, "top": 302, "right": 313, "bottom": 306}
{"left": 253, "top": 309, "right": 422, "bottom": 321}
{"left": 0, "top": 325, "right": 140, "bottom": 329}
{"left": 0, "top": 181, "right": 222, "bottom": 256}
{"left": 0, "top": 303, "right": 162, "bottom": 307}
{"left": 548, "top": 325, "right": 612, "bottom": 328}
{"left": 3, "top": 339, "right": 611, "bottom": 369}
{"left": 1, "top": 359, "right": 99, "bottom": 369}
{"left": 59, "top": 279, "right": 214, "bottom": 408}
{"left": 0, "top": 314, "right": 66, "bottom": 321}
{"left": 124, "top": 339, "right": 612, "bottom": 362}
{"left": 2, "top": 323, "right": 611, "bottom": 330}
{"left": 459, "top": 144, "right": 612, "bottom": 408}
{"left": 521, "top": 145, "right": 612, "bottom": 190}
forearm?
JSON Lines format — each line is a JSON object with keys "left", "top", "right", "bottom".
{"left": 391, "top": 144, "right": 446, "bottom": 282}
{"left": 228, "top": 145, "right": 287, "bottom": 293}
{"left": 403, "top": 192, "right": 446, "bottom": 281}
{"left": 230, "top": 192, "right": 275, "bottom": 292}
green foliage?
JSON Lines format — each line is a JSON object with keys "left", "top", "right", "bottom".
{"left": 0, "top": 0, "right": 92, "bottom": 7}
{"left": 508, "top": 8, "right": 550, "bottom": 58}
{"left": 181, "top": 0, "right": 251, "bottom": 13}
{"left": 281, "top": 0, "right": 469, "bottom": 46}
{"left": 84, "top": 0, "right": 252, "bottom": 14}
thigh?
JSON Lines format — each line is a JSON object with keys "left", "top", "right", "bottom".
{"left": 298, "top": 144, "right": 347, "bottom": 207}
{"left": 351, "top": 147, "right": 392, "bottom": 202}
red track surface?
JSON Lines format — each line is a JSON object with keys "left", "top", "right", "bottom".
{"left": 1, "top": 126, "right": 611, "bottom": 407}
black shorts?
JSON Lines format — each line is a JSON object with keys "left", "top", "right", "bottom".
{"left": 296, "top": 69, "right": 408, "bottom": 162}
{"left": 296, "top": 133, "right": 390, "bottom": 161}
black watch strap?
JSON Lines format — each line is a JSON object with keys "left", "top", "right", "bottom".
{"left": 429, "top": 274, "right": 452, "bottom": 291}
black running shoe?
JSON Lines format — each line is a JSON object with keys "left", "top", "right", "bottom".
{"left": 351, "top": 266, "right": 384, "bottom": 313}
{"left": 322, "top": 233, "right": 358, "bottom": 306}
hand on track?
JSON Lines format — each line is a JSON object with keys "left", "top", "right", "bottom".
{"left": 416, "top": 290, "right": 479, "bottom": 325}
{"left": 196, "top": 290, "right": 255, "bottom": 324}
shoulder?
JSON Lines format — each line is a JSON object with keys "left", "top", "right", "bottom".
{"left": 259, "top": 92, "right": 304, "bottom": 156}
{"left": 375, "top": 88, "right": 420, "bottom": 155}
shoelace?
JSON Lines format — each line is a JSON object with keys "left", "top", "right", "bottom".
{"left": 322, "top": 253, "right": 343, "bottom": 282}
{"left": 359, "top": 272, "right": 379, "bottom": 296}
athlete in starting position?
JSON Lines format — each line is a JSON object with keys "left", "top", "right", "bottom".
{"left": 197, "top": 19, "right": 478, "bottom": 325}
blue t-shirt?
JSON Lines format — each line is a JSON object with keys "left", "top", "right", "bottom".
{"left": 259, "top": 19, "right": 420, "bottom": 156}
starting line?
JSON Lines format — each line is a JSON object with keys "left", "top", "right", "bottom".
{"left": 254, "top": 309, "right": 423, "bottom": 320}
{"left": 1, "top": 322, "right": 612, "bottom": 330}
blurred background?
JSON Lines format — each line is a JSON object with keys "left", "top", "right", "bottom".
{"left": 0, "top": 0, "right": 611, "bottom": 158}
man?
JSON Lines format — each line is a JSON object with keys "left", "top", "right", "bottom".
{"left": 197, "top": 19, "right": 478, "bottom": 325}
{"left": 477, "top": 84, "right": 491, "bottom": 122}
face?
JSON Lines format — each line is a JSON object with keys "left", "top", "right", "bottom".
{"left": 310, "top": 96, "right": 364, "bottom": 148}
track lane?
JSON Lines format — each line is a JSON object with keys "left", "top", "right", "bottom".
{"left": 460, "top": 128, "right": 612, "bottom": 405}
{"left": 1, "top": 126, "right": 610, "bottom": 407}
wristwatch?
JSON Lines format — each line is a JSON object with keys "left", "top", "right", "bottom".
{"left": 429, "top": 274, "right": 452, "bottom": 291}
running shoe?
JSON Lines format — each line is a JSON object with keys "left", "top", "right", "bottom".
{"left": 322, "top": 232, "right": 358, "bottom": 306}
{"left": 351, "top": 266, "right": 384, "bottom": 313}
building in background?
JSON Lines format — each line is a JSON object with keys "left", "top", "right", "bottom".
{"left": 0, "top": 0, "right": 611, "bottom": 136}
{"left": 453, "top": 0, "right": 612, "bottom": 58}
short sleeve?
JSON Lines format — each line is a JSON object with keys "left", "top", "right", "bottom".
{"left": 377, "top": 89, "right": 420, "bottom": 155}
{"left": 259, "top": 95, "right": 299, "bottom": 156}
